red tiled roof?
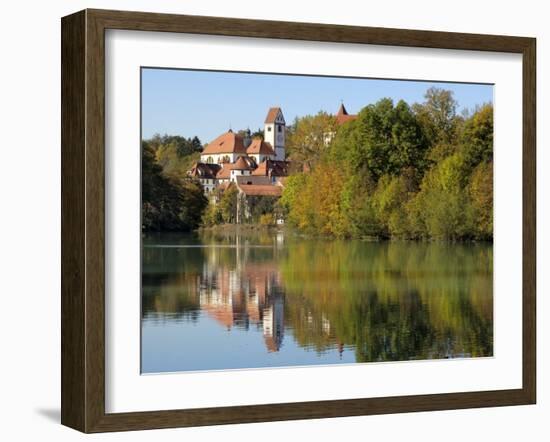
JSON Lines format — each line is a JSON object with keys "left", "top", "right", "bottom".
{"left": 216, "top": 163, "right": 232, "bottom": 179}
{"left": 251, "top": 159, "right": 289, "bottom": 177}
{"left": 232, "top": 156, "right": 252, "bottom": 170}
{"left": 188, "top": 162, "right": 221, "bottom": 179}
{"left": 336, "top": 114, "right": 357, "bottom": 125}
{"left": 251, "top": 160, "right": 268, "bottom": 176}
{"left": 212, "top": 157, "right": 254, "bottom": 179}
{"left": 202, "top": 130, "right": 247, "bottom": 155}
{"left": 237, "top": 183, "right": 283, "bottom": 197}
{"left": 246, "top": 138, "right": 275, "bottom": 156}
{"left": 236, "top": 176, "right": 271, "bottom": 185}
{"left": 337, "top": 103, "right": 349, "bottom": 116}
{"left": 335, "top": 103, "right": 357, "bottom": 125}
{"left": 264, "top": 107, "right": 282, "bottom": 124}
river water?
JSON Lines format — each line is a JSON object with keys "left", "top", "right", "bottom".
{"left": 141, "top": 230, "right": 493, "bottom": 373}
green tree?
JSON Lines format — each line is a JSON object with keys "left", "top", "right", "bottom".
{"left": 279, "top": 173, "right": 313, "bottom": 230}
{"left": 286, "top": 112, "right": 337, "bottom": 168}
{"left": 142, "top": 141, "right": 207, "bottom": 231}
{"left": 468, "top": 161, "right": 493, "bottom": 239}
{"left": 219, "top": 185, "right": 239, "bottom": 223}
{"left": 330, "top": 98, "right": 428, "bottom": 182}
{"left": 460, "top": 103, "right": 493, "bottom": 170}
{"left": 248, "top": 196, "right": 279, "bottom": 223}
{"left": 179, "top": 179, "right": 209, "bottom": 229}
{"left": 407, "top": 154, "right": 473, "bottom": 240}
{"left": 371, "top": 173, "right": 413, "bottom": 238}
{"left": 341, "top": 171, "right": 380, "bottom": 238}
{"left": 143, "top": 134, "right": 203, "bottom": 182}
{"left": 413, "top": 87, "right": 462, "bottom": 148}
{"left": 202, "top": 202, "right": 223, "bottom": 226}
{"left": 267, "top": 91, "right": 491, "bottom": 241}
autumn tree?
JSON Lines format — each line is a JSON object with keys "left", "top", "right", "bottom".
{"left": 145, "top": 134, "right": 203, "bottom": 181}
{"left": 460, "top": 103, "right": 493, "bottom": 170}
{"left": 281, "top": 92, "right": 493, "bottom": 241}
{"left": 468, "top": 161, "right": 493, "bottom": 239}
{"left": 218, "top": 185, "right": 239, "bottom": 224}
{"left": 286, "top": 112, "right": 337, "bottom": 169}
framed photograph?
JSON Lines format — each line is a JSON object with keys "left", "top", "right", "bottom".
{"left": 61, "top": 9, "right": 536, "bottom": 433}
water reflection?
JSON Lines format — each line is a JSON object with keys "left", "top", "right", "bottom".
{"left": 198, "top": 259, "right": 285, "bottom": 352}
{"left": 141, "top": 231, "right": 493, "bottom": 373}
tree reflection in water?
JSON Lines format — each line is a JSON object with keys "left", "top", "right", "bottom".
{"left": 142, "top": 230, "right": 493, "bottom": 370}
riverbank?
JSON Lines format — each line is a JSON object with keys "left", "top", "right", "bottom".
{"left": 198, "top": 223, "right": 282, "bottom": 235}
{"left": 196, "top": 223, "right": 492, "bottom": 243}
{"left": 197, "top": 223, "right": 386, "bottom": 242}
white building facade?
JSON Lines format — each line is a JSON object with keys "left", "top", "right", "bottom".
{"left": 263, "top": 107, "right": 286, "bottom": 161}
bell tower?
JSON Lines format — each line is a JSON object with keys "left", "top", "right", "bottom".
{"left": 264, "top": 107, "right": 285, "bottom": 161}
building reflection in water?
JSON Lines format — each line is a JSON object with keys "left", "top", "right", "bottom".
{"left": 198, "top": 242, "right": 286, "bottom": 352}
{"left": 142, "top": 234, "right": 494, "bottom": 372}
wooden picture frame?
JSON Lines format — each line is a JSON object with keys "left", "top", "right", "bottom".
{"left": 61, "top": 8, "right": 536, "bottom": 433}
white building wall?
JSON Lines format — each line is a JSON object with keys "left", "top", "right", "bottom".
{"left": 264, "top": 110, "right": 286, "bottom": 161}
{"left": 249, "top": 153, "right": 274, "bottom": 164}
{"left": 200, "top": 152, "right": 243, "bottom": 164}
{"left": 230, "top": 169, "right": 251, "bottom": 182}
{"left": 264, "top": 123, "right": 276, "bottom": 150}
{"left": 199, "top": 178, "right": 216, "bottom": 194}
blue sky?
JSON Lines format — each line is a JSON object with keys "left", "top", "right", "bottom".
{"left": 141, "top": 68, "right": 493, "bottom": 143}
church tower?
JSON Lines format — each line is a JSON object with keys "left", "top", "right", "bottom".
{"left": 264, "top": 107, "right": 285, "bottom": 161}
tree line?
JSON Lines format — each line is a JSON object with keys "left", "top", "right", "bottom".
{"left": 142, "top": 136, "right": 207, "bottom": 231}
{"left": 281, "top": 88, "right": 493, "bottom": 240}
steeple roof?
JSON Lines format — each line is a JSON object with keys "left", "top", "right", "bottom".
{"left": 335, "top": 102, "right": 357, "bottom": 125}
{"left": 264, "top": 107, "right": 284, "bottom": 124}
{"left": 337, "top": 103, "right": 349, "bottom": 116}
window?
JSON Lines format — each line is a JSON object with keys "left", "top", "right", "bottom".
{"left": 277, "top": 125, "right": 282, "bottom": 132}
{"left": 267, "top": 127, "right": 272, "bottom": 132}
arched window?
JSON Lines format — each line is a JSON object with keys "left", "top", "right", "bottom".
{"left": 207, "top": 156, "right": 213, "bottom": 164}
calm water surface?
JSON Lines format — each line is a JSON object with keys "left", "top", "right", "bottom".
{"left": 141, "top": 230, "right": 493, "bottom": 373}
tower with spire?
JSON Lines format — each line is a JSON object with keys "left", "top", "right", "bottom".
{"left": 263, "top": 107, "right": 286, "bottom": 161}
